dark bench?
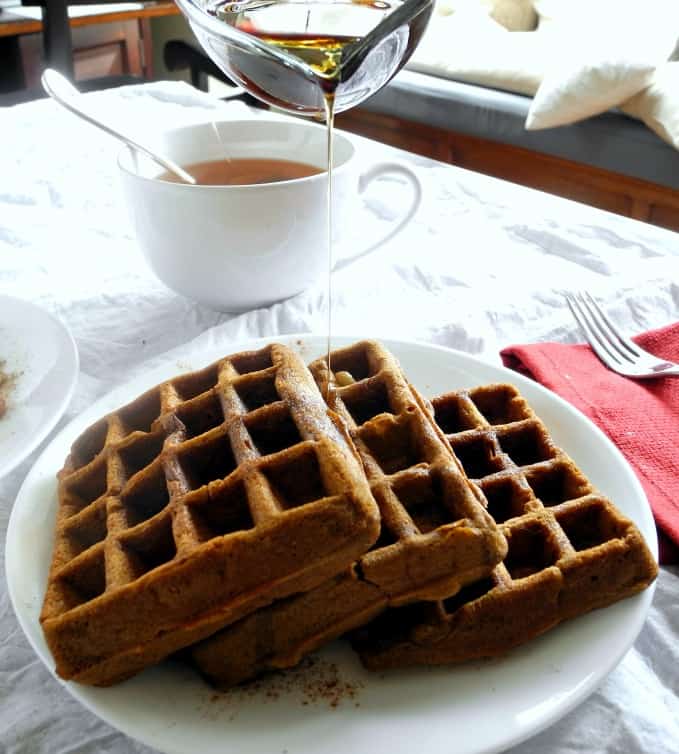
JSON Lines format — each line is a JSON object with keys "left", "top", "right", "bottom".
{"left": 337, "top": 70, "right": 679, "bottom": 230}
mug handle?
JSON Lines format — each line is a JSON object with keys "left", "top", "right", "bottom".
{"left": 332, "top": 161, "right": 422, "bottom": 272}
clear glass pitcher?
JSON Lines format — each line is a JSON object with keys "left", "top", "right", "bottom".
{"left": 175, "top": 0, "right": 433, "bottom": 116}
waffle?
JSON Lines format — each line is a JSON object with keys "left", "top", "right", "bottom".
{"left": 40, "top": 343, "right": 381, "bottom": 686}
{"left": 190, "top": 341, "right": 507, "bottom": 687}
{"left": 353, "top": 383, "right": 659, "bottom": 670}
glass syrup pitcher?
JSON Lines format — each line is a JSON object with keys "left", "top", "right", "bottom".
{"left": 174, "top": 0, "right": 433, "bottom": 115}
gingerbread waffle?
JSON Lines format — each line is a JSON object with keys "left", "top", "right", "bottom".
{"left": 40, "top": 344, "right": 380, "bottom": 686}
{"left": 353, "top": 383, "right": 659, "bottom": 670}
{"left": 190, "top": 341, "right": 507, "bottom": 687}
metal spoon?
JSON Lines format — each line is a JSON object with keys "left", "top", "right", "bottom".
{"left": 41, "top": 69, "right": 196, "bottom": 185}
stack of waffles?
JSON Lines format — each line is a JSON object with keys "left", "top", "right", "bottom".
{"left": 39, "top": 340, "right": 658, "bottom": 688}
{"left": 191, "top": 341, "right": 506, "bottom": 686}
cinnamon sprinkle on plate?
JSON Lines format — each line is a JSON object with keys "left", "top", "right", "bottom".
{"left": 0, "top": 360, "right": 18, "bottom": 418}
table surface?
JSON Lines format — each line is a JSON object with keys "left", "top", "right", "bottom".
{"left": 1, "top": 81, "right": 678, "bottom": 754}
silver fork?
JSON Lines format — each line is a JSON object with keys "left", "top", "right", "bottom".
{"left": 564, "top": 291, "right": 679, "bottom": 378}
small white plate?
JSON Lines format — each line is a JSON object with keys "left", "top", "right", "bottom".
{"left": 0, "top": 295, "right": 78, "bottom": 478}
{"left": 5, "top": 335, "right": 657, "bottom": 754}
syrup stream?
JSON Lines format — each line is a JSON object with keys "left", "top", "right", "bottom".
{"left": 323, "top": 92, "right": 335, "bottom": 401}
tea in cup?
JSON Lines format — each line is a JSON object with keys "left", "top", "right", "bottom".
{"left": 119, "top": 117, "right": 421, "bottom": 311}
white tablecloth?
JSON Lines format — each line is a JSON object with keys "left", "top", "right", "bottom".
{"left": 1, "top": 82, "right": 678, "bottom": 754}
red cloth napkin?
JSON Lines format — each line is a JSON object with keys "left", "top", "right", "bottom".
{"left": 501, "top": 321, "right": 679, "bottom": 565}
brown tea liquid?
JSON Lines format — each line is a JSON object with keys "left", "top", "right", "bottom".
{"left": 160, "top": 157, "right": 323, "bottom": 185}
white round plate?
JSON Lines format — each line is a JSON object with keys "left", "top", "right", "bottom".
{"left": 0, "top": 295, "right": 78, "bottom": 478}
{"left": 6, "top": 335, "right": 657, "bottom": 754}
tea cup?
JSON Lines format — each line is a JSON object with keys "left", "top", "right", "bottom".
{"left": 118, "top": 117, "right": 421, "bottom": 312}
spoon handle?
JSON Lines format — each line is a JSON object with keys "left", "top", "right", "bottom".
{"left": 41, "top": 69, "right": 196, "bottom": 185}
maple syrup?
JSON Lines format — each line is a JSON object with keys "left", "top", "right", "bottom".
{"left": 323, "top": 91, "right": 335, "bottom": 397}
{"left": 206, "top": 0, "right": 431, "bottom": 115}
{"left": 202, "top": 0, "right": 433, "bottom": 393}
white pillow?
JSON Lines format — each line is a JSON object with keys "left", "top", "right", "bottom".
{"left": 435, "top": 0, "right": 491, "bottom": 17}
{"left": 533, "top": 0, "right": 679, "bottom": 61}
{"left": 533, "top": 0, "right": 592, "bottom": 27}
{"left": 621, "top": 62, "right": 679, "bottom": 149}
{"left": 408, "top": 9, "right": 545, "bottom": 96}
{"left": 525, "top": 52, "right": 657, "bottom": 130}
{"left": 487, "top": 0, "right": 537, "bottom": 31}
{"left": 527, "top": 0, "right": 679, "bottom": 129}
{"left": 535, "top": 0, "right": 679, "bottom": 28}
{"left": 435, "top": 0, "right": 537, "bottom": 30}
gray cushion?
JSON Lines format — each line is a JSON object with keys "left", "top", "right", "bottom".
{"left": 361, "top": 70, "right": 679, "bottom": 190}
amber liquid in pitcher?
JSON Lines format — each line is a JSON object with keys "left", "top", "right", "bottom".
{"left": 207, "top": 0, "right": 432, "bottom": 114}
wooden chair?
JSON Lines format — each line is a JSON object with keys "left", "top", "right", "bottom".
{"left": 2, "top": 0, "right": 259, "bottom": 105}
{"left": 20, "top": 0, "right": 144, "bottom": 90}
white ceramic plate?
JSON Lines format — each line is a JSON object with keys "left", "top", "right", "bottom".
{"left": 6, "top": 335, "right": 657, "bottom": 754}
{"left": 0, "top": 295, "right": 79, "bottom": 478}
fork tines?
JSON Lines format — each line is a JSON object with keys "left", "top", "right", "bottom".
{"left": 565, "top": 292, "right": 679, "bottom": 378}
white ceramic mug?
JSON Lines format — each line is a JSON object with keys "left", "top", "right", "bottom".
{"left": 118, "top": 118, "right": 421, "bottom": 312}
